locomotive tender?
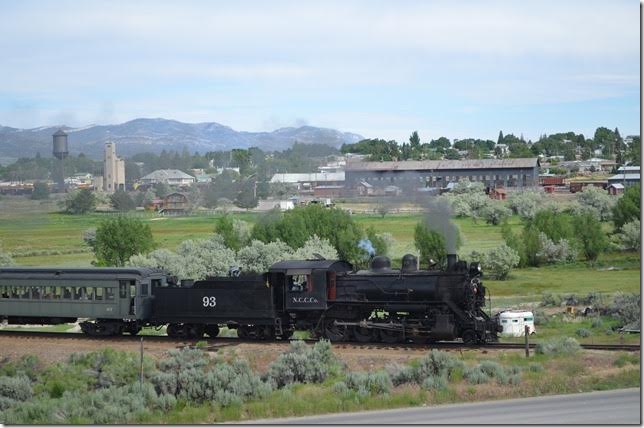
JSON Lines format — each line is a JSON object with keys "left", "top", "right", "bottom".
{"left": 0, "top": 254, "right": 500, "bottom": 344}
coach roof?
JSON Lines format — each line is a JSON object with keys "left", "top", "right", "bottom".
{"left": 0, "top": 267, "right": 165, "bottom": 278}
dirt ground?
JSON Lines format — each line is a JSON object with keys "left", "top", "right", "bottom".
{"left": 0, "top": 334, "right": 630, "bottom": 376}
{"left": 0, "top": 333, "right": 480, "bottom": 372}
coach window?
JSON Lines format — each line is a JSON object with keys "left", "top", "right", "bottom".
{"left": 129, "top": 280, "right": 136, "bottom": 298}
{"left": 106, "top": 288, "right": 115, "bottom": 301}
{"left": 31, "top": 287, "right": 40, "bottom": 299}
{"left": 95, "top": 287, "right": 104, "bottom": 301}
{"left": 119, "top": 281, "right": 127, "bottom": 299}
{"left": 74, "top": 287, "right": 83, "bottom": 300}
{"left": 52, "top": 287, "right": 62, "bottom": 299}
{"left": 1, "top": 286, "right": 8, "bottom": 298}
{"left": 62, "top": 287, "right": 72, "bottom": 299}
{"left": 140, "top": 283, "right": 148, "bottom": 296}
{"left": 21, "top": 287, "right": 30, "bottom": 299}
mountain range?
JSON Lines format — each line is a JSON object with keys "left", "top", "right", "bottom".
{"left": 0, "top": 118, "right": 364, "bottom": 160}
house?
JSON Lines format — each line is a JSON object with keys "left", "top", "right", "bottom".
{"left": 489, "top": 187, "right": 507, "bottom": 200}
{"left": 161, "top": 192, "right": 190, "bottom": 215}
{"left": 607, "top": 183, "right": 625, "bottom": 196}
{"left": 356, "top": 181, "right": 374, "bottom": 196}
{"left": 140, "top": 170, "right": 196, "bottom": 187}
{"left": 313, "top": 185, "right": 344, "bottom": 198}
{"left": 608, "top": 173, "right": 640, "bottom": 188}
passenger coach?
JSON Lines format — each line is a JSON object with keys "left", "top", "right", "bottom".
{"left": 0, "top": 267, "right": 165, "bottom": 335}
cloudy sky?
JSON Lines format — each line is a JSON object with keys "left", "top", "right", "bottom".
{"left": 0, "top": 0, "right": 639, "bottom": 142}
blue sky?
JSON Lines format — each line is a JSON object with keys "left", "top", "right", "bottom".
{"left": 0, "top": 0, "right": 639, "bottom": 142}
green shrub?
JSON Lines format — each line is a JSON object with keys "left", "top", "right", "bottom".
{"left": 575, "top": 328, "right": 592, "bottom": 338}
{"left": 265, "top": 340, "right": 340, "bottom": 388}
{"left": 535, "top": 337, "right": 581, "bottom": 356}
{"left": 540, "top": 293, "right": 560, "bottom": 307}
{"left": 590, "top": 318, "right": 604, "bottom": 328}
{"left": 0, "top": 396, "right": 17, "bottom": 411}
{"left": 0, "top": 375, "right": 32, "bottom": 402}
{"left": 463, "top": 366, "right": 489, "bottom": 385}
{"left": 528, "top": 363, "right": 544, "bottom": 373}
{"left": 420, "top": 375, "right": 448, "bottom": 391}
{"left": 478, "top": 360, "right": 505, "bottom": 378}
{"left": 345, "top": 371, "right": 392, "bottom": 396}
{"left": 331, "top": 381, "right": 349, "bottom": 395}
{"left": 385, "top": 363, "right": 416, "bottom": 387}
{"left": 413, "top": 350, "right": 465, "bottom": 382}
{"left": 613, "top": 353, "right": 640, "bottom": 368}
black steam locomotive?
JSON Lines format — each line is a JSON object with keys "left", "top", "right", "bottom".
{"left": 0, "top": 254, "right": 500, "bottom": 344}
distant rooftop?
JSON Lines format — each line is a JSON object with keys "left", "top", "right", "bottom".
{"left": 345, "top": 158, "right": 539, "bottom": 172}
{"left": 141, "top": 169, "right": 195, "bottom": 181}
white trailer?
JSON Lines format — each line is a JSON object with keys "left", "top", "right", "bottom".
{"left": 498, "top": 311, "right": 536, "bottom": 337}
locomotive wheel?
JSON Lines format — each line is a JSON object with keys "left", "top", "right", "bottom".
{"left": 461, "top": 329, "right": 477, "bottom": 345}
{"left": 258, "top": 326, "right": 274, "bottom": 340}
{"left": 278, "top": 329, "right": 294, "bottom": 340}
{"left": 379, "top": 329, "right": 401, "bottom": 344}
{"left": 352, "top": 326, "right": 375, "bottom": 343}
{"left": 187, "top": 324, "right": 204, "bottom": 339}
{"left": 323, "top": 319, "right": 349, "bottom": 342}
{"left": 205, "top": 325, "right": 220, "bottom": 338}
{"left": 167, "top": 323, "right": 184, "bottom": 338}
{"left": 126, "top": 324, "right": 141, "bottom": 336}
{"left": 236, "top": 326, "right": 250, "bottom": 339}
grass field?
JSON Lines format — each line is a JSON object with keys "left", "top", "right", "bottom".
{"left": 0, "top": 196, "right": 639, "bottom": 304}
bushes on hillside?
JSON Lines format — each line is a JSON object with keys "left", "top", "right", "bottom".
{"left": 469, "top": 244, "right": 520, "bottom": 280}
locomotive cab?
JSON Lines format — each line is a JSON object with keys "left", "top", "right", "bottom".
{"left": 268, "top": 260, "right": 353, "bottom": 312}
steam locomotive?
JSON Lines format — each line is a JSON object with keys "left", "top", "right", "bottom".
{"left": 0, "top": 254, "right": 500, "bottom": 344}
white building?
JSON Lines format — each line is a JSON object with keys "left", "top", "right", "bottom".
{"left": 103, "top": 142, "right": 125, "bottom": 193}
{"left": 140, "top": 169, "right": 196, "bottom": 187}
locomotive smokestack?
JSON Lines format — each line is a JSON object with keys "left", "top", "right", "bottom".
{"left": 447, "top": 254, "right": 458, "bottom": 270}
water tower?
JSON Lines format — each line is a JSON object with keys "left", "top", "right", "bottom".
{"left": 52, "top": 129, "right": 69, "bottom": 192}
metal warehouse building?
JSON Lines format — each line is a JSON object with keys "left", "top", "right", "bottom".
{"left": 345, "top": 158, "right": 540, "bottom": 191}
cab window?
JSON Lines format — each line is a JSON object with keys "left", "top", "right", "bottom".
{"left": 287, "top": 274, "right": 312, "bottom": 292}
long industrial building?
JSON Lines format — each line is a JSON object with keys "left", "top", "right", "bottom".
{"left": 344, "top": 158, "right": 540, "bottom": 191}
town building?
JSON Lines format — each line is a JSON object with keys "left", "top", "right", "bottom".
{"left": 269, "top": 171, "right": 345, "bottom": 194}
{"left": 607, "top": 183, "right": 625, "bottom": 196}
{"left": 344, "top": 158, "right": 539, "bottom": 193}
{"left": 140, "top": 169, "right": 196, "bottom": 187}
{"left": 161, "top": 192, "right": 190, "bottom": 215}
{"left": 103, "top": 142, "right": 125, "bottom": 193}
{"left": 607, "top": 173, "right": 640, "bottom": 188}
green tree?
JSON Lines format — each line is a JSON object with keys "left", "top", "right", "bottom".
{"left": 214, "top": 214, "right": 241, "bottom": 251}
{"left": 154, "top": 182, "right": 169, "bottom": 198}
{"left": 414, "top": 223, "right": 447, "bottom": 269}
{"left": 235, "top": 179, "right": 258, "bottom": 210}
{"left": 110, "top": 190, "right": 136, "bottom": 212}
{"left": 613, "top": 184, "right": 640, "bottom": 230}
{"left": 92, "top": 217, "right": 155, "bottom": 266}
{"left": 574, "top": 212, "right": 607, "bottom": 263}
{"left": 64, "top": 189, "right": 96, "bottom": 214}
{"left": 30, "top": 182, "right": 49, "bottom": 200}
{"left": 251, "top": 204, "right": 364, "bottom": 264}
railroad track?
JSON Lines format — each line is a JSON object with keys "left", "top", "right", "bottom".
{"left": 0, "top": 330, "right": 638, "bottom": 352}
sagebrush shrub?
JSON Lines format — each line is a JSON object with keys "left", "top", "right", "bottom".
{"left": 535, "top": 337, "right": 581, "bottom": 356}
{"left": 265, "top": 340, "right": 339, "bottom": 388}
{"left": 0, "top": 375, "right": 32, "bottom": 402}
{"left": 463, "top": 366, "right": 489, "bottom": 385}
{"left": 420, "top": 375, "right": 448, "bottom": 391}
{"left": 345, "top": 371, "right": 392, "bottom": 396}
{"left": 478, "top": 360, "right": 505, "bottom": 378}
{"left": 575, "top": 328, "right": 591, "bottom": 338}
